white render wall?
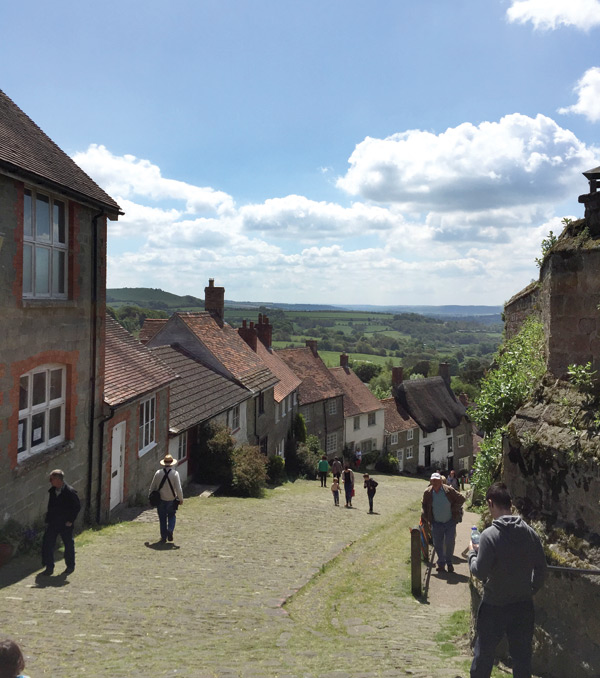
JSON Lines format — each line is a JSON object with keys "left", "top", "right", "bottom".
{"left": 344, "top": 408, "right": 385, "bottom": 452}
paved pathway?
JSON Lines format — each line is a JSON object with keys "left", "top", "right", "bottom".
{"left": 0, "top": 476, "right": 475, "bottom": 678}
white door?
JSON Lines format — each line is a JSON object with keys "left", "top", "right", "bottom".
{"left": 397, "top": 449, "right": 404, "bottom": 472}
{"left": 110, "top": 422, "right": 126, "bottom": 510}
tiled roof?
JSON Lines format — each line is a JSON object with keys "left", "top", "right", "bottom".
{"left": 276, "top": 347, "right": 344, "bottom": 405}
{"left": 329, "top": 366, "right": 382, "bottom": 417}
{"left": 177, "top": 313, "right": 278, "bottom": 392}
{"left": 104, "top": 315, "right": 178, "bottom": 407}
{"left": 394, "top": 376, "right": 466, "bottom": 433}
{"left": 380, "top": 397, "right": 419, "bottom": 434}
{"left": 149, "top": 344, "right": 251, "bottom": 433}
{"left": 0, "top": 89, "right": 121, "bottom": 215}
{"left": 255, "top": 342, "right": 301, "bottom": 403}
{"left": 139, "top": 318, "right": 168, "bottom": 345}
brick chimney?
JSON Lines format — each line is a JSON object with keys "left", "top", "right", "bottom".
{"left": 238, "top": 319, "right": 258, "bottom": 352}
{"left": 458, "top": 393, "right": 469, "bottom": 407}
{"left": 340, "top": 353, "right": 349, "bottom": 369}
{"left": 204, "top": 278, "right": 225, "bottom": 327}
{"left": 439, "top": 362, "right": 450, "bottom": 387}
{"left": 392, "top": 366, "right": 403, "bottom": 387}
{"left": 579, "top": 166, "right": 600, "bottom": 237}
{"left": 305, "top": 340, "right": 318, "bottom": 357}
{"left": 256, "top": 313, "right": 273, "bottom": 349}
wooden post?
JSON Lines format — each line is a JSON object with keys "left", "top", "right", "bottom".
{"left": 411, "top": 527, "right": 422, "bottom": 597}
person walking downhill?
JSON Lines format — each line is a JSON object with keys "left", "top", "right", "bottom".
{"left": 41, "top": 469, "right": 81, "bottom": 576}
{"left": 318, "top": 455, "right": 330, "bottom": 487}
{"left": 342, "top": 464, "right": 354, "bottom": 508}
{"left": 331, "top": 456, "right": 343, "bottom": 480}
{"left": 422, "top": 471, "right": 465, "bottom": 573}
{"left": 363, "top": 474, "right": 378, "bottom": 513}
{"left": 149, "top": 454, "right": 184, "bottom": 543}
{"left": 469, "top": 483, "right": 547, "bottom": 678}
{"left": 331, "top": 476, "right": 340, "bottom": 506}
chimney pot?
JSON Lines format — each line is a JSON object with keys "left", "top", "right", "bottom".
{"left": 340, "top": 353, "right": 349, "bottom": 368}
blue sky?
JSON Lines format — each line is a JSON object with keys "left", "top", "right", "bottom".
{"left": 2, "top": 0, "right": 599, "bottom": 305}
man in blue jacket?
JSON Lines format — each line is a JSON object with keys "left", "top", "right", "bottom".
{"left": 469, "top": 482, "right": 547, "bottom": 678}
{"left": 41, "top": 469, "right": 81, "bottom": 576}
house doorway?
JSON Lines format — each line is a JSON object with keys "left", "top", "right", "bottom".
{"left": 424, "top": 444, "right": 432, "bottom": 467}
{"left": 110, "top": 422, "right": 126, "bottom": 510}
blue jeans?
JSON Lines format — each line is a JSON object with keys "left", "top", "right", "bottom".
{"left": 471, "top": 600, "right": 534, "bottom": 678}
{"left": 431, "top": 519, "right": 456, "bottom": 566}
{"left": 42, "top": 523, "right": 75, "bottom": 570}
{"left": 157, "top": 500, "right": 177, "bottom": 539}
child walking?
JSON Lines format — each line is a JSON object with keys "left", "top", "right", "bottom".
{"left": 331, "top": 477, "right": 340, "bottom": 506}
{"left": 363, "top": 474, "right": 378, "bottom": 514}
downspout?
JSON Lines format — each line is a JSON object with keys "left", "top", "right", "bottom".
{"left": 86, "top": 209, "right": 105, "bottom": 524}
{"left": 96, "top": 406, "right": 115, "bottom": 524}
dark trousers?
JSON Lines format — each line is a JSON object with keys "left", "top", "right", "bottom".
{"left": 344, "top": 485, "right": 353, "bottom": 505}
{"left": 157, "top": 499, "right": 177, "bottom": 539}
{"left": 42, "top": 523, "right": 75, "bottom": 570}
{"left": 471, "top": 600, "right": 535, "bottom": 678}
{"left": 367, "top": 491, "right": 375, "bottom": 511}
{"left": 319, "top": 471, "right": 327, "bottom": 487}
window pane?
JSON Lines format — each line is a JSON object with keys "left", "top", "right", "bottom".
{"left": 49, "top": 406, "right": 62, "bottom": 439}
{"left": 52, "top": 249, "right": 66, "bottom": 295}
{"left": 23, "top": 243, "right": 33, "bottom": 295}
{"left": 35, "top": 194, "right": 50, "bottom": 241}
{"left": 50, "top": 369, "right": 63, "bottom": 400}
{"left": 24, "top": 190, "right": 33, "bottom": 237}
{"left": 53, "top": 200, "right": 66, "bottom": 243}
{"left": 31, "top": 411, "right": 46, "bottom": 447}
{"left": 35, "top": 246, "right": 50, "bottom": 295}
{"left": 19, "top": 376, "right": 29, "bottom": 411}
{"left": 18, "top": 419, "right": 28, "bottom": 453}
{"left": 32, "top": 371, "right": 47, "bottom": 406}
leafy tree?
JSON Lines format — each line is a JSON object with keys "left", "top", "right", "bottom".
{"left": 351, "top": 361, "right": 382, "bottom": 383}
{"left": 231, "top": 445, "right": 267, "bottom": 497}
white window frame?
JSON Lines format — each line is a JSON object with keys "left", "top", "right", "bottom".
{"left": 276, "top": 438, "right": 285, "bottom": 457}
{"left": 328, "top": 399, "right": 337, "bottom": 416}
{"left": 326, "top": 432, "right": 337, "bottom": 454}
{"left": 138, "top": 395, "right": 156, "bottom": 456}
{"left": 353, "top": 416, "right": 361, "bottom": 431}
{"left": 406, "top": 446, "right": 413, "bottom": 459}
{"left": 422, "top": 430, "right": 427, "bottom": 439}
{"left": 176, "top": 431, "right": 188, "bottom": 461}
{"left": 230, "top": 404, "right": 240, "bottom": 431}
{"left": 23, "top": 187, "right": 68, "bottom": 299}
{"left": 18, "top": 364, "right": 66, "bottom": 461}
{"left": 407, "top": 429, "right": 414, "bottom": 440}
{"left": 458, "top": 434, "right": 465, "bottom": 447}
{"left": 447, "top": 437, "right": 453, "bottom": 454}
{"left": 390, "top": 432, "right": 399, "bottom": 445}
{"left": 397, "top": 448, "right": 404, "bottom": 461}
{"left": 303, "top": 407, "right": 311, "bottom": 423}
{"left": 368, "top": 412, "right": 376, "bottom": 426}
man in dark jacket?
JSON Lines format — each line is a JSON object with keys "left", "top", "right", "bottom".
{"left": 41, "top": 469, "right": 81, "bottom": 576}
{"left": 422, "top": 471, "right": 465, "bottom": 573}
{"left": 469, "top": 482, "right": 547, "bottom": 678}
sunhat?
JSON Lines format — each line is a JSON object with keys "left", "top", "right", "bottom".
{"left": 160, "top": 454, "right": 177, "bottom": 467}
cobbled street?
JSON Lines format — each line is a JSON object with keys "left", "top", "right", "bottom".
{"left": 1, "top": 476, "right": 473, "bottom": 678}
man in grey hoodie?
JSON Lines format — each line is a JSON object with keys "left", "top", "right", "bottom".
{"left": 468, "top": 482, "right": 547, "bottom": 678}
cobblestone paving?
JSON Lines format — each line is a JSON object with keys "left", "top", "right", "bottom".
{"left": 0, "top": 476, "right": 473, "bottom": 678}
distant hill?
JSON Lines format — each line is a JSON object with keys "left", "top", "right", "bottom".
{"left": 106, "top": 287, "right": 502, "bottom": 317}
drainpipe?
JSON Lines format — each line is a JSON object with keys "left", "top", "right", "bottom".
{"left": 96, "top": 406, "right": 115, "bottom": 523}
{"left": 86, "top": 209, "right": 105, "bottom": 524}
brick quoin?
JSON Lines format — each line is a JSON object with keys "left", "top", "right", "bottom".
{"left": 8, "top": 350, "right": 80, "bottom": 469}
{"left": 11, "top": 182, "right": 24, "bottom": 305}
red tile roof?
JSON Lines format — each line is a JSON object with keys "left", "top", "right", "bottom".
{"left": 276, "top": 347, "right": 344, "bottom": 405}
{"left": 381, "top": 397, "right": 419, "bottom": 434}
{"left": 255, "top": 342, "right": 301, "bottom": 403}
{"left": 0, "top": 89, "right": 121, "bottom": 216}
{"left": 139, "top": 318, "right": 168, "bottom": 345}
{"left": 329, "top": 366, "right": 382, "bottom": 417}
{"left": 149, "top": 344, "right": 251, "bottom": 433}
{"left": 104, "top": 315, "right": 178, "bottom": 407}
{"left": 176, "top": 313, "right": 278, "bottom": 392}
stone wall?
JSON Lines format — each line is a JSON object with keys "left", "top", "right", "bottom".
{"left": 504, "top": 281, "right": 540, "bottom": 340}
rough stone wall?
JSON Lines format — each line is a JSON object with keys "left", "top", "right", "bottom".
{"left": 504, "top": 281, "right": 540, "bottom": 340}
{"left": 299, "top": 396, "right": 344, "bottom": 458}
{"left": 0, "top": 175, "right": 106, "bottom": 529}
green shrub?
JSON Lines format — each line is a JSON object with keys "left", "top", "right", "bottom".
{"left": 191, "top": 423, "right": 235, "bottom": 485}
{"left": 296, "top": 441, "right": 321, "bottom": 479}
{"left": 266, "top": 454, "right": 286, "bottom": 485}
{"left": 361, "top": 449, "right": 378, "bottom": 468}
{"left": 471, "top": 428, "right": 504, "bottom": 501}
{"left": 231, "top": 445, "right": 267, "bottom": 497}
{"left": 292, "top": 412, "right": 307, "bottom": 444}
{"left": 375, "top": 453, "right": 398, "bottom": 474}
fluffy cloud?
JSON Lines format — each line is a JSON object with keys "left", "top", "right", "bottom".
{"left": 336, "top": 114, "right": 595, "bottom": 212}
{"left": 558, "top": 67, "right": 600, "bottom": 122}
{"left": 239, "top": 195, "right": 402, "bottom": 241}
{"left": 506, "top": 0, "right": 600, "bottom": 30}
{"left": 73, "top": 144, "right": 235, "bottom": 216}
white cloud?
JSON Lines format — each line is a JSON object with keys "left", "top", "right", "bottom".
{"left": 73, "top": 144, "right": 235, "bottom": 216}
{"left": 336, "top": 114, "right": 595, "bottom": 213}
{"left": 558, "top": 67, "right": 600, "bottom": 122}
{"left": 507, "top": 0, "right": 600, "bottom": 30}
{"left": 239, "top": 195, "right": 402, "bottom": 242}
